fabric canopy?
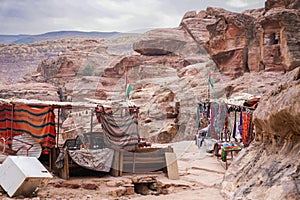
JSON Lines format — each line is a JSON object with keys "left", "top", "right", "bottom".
{"left": 96, "top": 106, "right": 139, "bottom": 151}
{"left": 0, "top": 104, "right": 56, "bottom": 154}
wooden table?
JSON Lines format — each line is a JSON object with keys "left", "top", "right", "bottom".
{"left": 221, "top": 147, "right": 242, "bottom": 169}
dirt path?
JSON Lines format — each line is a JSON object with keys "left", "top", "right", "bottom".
{"left": 0, "top": 141, "right": 226, "bottom": 200}
{"left": 144, "top": 141, "right": 226, "bottom": 200}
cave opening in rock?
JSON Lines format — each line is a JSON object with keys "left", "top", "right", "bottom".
{"left": 269, "top": 32, "right": 280, "bottom": 45}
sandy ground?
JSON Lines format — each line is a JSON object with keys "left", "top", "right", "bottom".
{"left": 0, "top": 141, "right": 227, "bottom": 200}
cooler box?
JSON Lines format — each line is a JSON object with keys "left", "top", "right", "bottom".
{"left": 0, "top": 156, "right": 52, "bottom": 197}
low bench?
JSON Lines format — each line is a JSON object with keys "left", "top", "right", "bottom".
{"left": 112, "top": 147, "right": 167, "bottom": 176}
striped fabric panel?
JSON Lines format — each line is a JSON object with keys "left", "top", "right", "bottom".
{"left": 0, "top": 104, "right": 56, "bottom": 154}
{"left": 98, "top": 112, "right": 139, "bottom": 151}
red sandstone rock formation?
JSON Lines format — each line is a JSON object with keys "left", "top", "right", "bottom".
{"left": 265, "top": 0, "right": 300, "bottom": 11}
{"left": 177, "top": 0, "right": 300, "bottom": 78}
{"left": 206, "top": 8, "right": 256, "bottom": 78}
{"left": 1, "top": 0, "right": 299, "bottom": 145}
{"left": 261, "top": 8, "right": 300, "bottom": 71}
{"left": 132, "top": 28, "right": 209, "bottom": 64}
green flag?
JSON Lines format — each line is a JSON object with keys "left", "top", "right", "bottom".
{"left": 126, "top": 83, "right": 132, "bottom": 99}
{"left": 208, "top": 74, "right": 214, "bottom": 89}
{"left": 125, "top": 74, "right": 132, "bottom": 99}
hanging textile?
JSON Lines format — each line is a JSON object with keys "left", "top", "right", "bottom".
{"left": 227, "top": 106, "right": 243, "bottom": 143}
{"left": 229, "top": 106, "right": 240, "bottom": 141}
{"left": 196, "top": 104, "right": 201, "bottom": 128}
{"left": 242, "top": 110, "right": 253, "bottom": 147}
{"left": 95, "top": 106, "right": 139, "bottom": 152}
{"left": 208, "top": 102, "right": 219, "bottom": 139}
{"left": 0, "top": 104, "right": 11, "bottom": 140}
{"left": 238, "top": 111, "right": 243, "bottom": 139}
{"left": 217, "top": 103, "right": 227, "bottom": 141}
{"left": 232, "top": 110, "right": 237, "bottom": 139}
{"left": 0, "top": 104, "right": 56, "bottom": 154}
{"left": 223, "top": 112, "right": 230, "bottom": 142}
{"left": 196, "top": 103, "right": 209, "bottom": 129}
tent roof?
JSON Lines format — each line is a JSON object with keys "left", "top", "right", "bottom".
{"left": 199, "top": 93, "right": 261, "bottom": 107}
{"left": 0, "top": 98, "right": 139, "bottom": 109}
{"left": 221, "top": 93, "right": 260, "bottom": 106}
{"left": 0, "top": 98, "right": 98, "bottom": 109}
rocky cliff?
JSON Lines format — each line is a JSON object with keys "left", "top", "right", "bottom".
{"left": 0, "top": 0, "right": 299, "bottom": 198}
{"left": 220, "top": 1, "right": 300, "bottom": 199}
{"left": 0, "top": 33, "right": 133, "bottom": 83}
{"left": 0, "top": 0, "right": 299, "bottom": 146}
{"left": 222, "top": 67, "right": 300, "bottom": 200}
{"left": 0, "top": 38, "right": 92, "bottom": 83}
{"left": 180, "top": 1, "right": 300, "bottom": 78}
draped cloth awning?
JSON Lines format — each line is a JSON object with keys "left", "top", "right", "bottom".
{"left": 0, "top": 103, "right": 56, "bottom": 154}
{"left": 96, "top": 106, "right": 140, "bottom": 152}
{"left": 68, "top": 148, "right": 114, "bottom": 172}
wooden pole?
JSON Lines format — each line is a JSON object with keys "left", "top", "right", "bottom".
{"left": 119, "top": 151, "right": 123, "bottom": 176}
{"left": 57, "top": 108, "right": 60, "bottom": 147}
{"left": 10, "top": 104, "right": 14, "bottom": 138}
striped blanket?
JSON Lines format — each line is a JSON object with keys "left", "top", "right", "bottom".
{"left": 0, "top": 104, "right": 56, "bottom": 154}
{"left": 97, "top": 112, "right": 139, "bottom": 152}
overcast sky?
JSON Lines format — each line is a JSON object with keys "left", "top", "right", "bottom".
{"left": 0, "top": 0, "right": 266, "bottom": 35}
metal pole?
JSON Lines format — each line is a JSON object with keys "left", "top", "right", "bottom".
{"left": 90, "top": 109, "right": 93, "bottom": 133}
{"left": 207, "top": 73, "right": 211, "bottom": 118}
{"left": 10, "top": 104, "right": 14, "bottom": 148}
{"left": 207, "top": 77, "right": 210, "bottom": 101}
{"left": 125, "top": 72, "right": 127, "bottom": 101}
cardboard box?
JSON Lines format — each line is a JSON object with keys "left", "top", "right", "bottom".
{"left": 0, "top": 156, "right": 52, "bottom": 197}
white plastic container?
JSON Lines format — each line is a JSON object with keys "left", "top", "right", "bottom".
{"left": 0, "top": 156, "right": 52, "bottom": 197}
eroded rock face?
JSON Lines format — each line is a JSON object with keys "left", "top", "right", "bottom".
{"left": 133, "top": 29, "right": 186, "bottom": 56}
{"left": 36, "top": 36, "right": 140, "bottom": 102}
{"left": 2, "top": 0, "right": 300, "bottom": 145}
{"left": 265, "top": 0, "right": 300, "bottom": 11}
{"left": 0, "top": 82, "right": 59, "bottom": 101}
{"left": 261, "top": 8, "right": 300, "bottom": 71}
{"left": 132, "top": 28, "right": 210, "bottom": 64}
{"left": 180, "top": 9, "right": 216, "bottom": 46}
{"left": 0, "top": 39, "right": 104, "bottom": 83}
{"left": 180, "top": 7, "right": 257, "bottom": 78}
{"left": 178, "top": 4, "right": 300, "bottom": 78}
{"left": 101, "top": 55, "right": 207, "bottom": 142}
{"left": 38, "top": 56, "right": 78, "bottom": 82}
{"left": 254, "top": 68, "right": 300, "bottom": 141}
{"left": 222, "top": 67, "right": 300, "bottom": 199}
